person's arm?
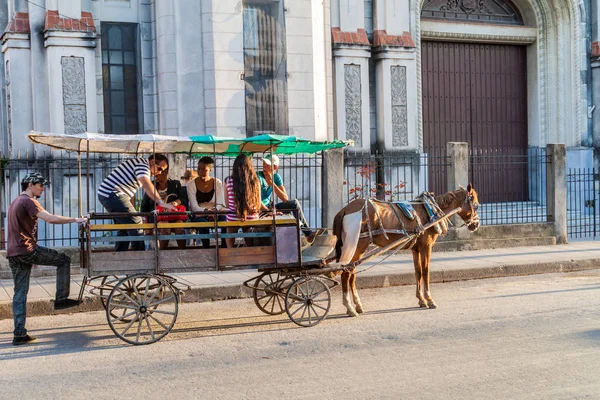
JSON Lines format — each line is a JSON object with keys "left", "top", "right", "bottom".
{"left": 186, "top": 180, "right": 202, "bottom": 212}
{"left": 273, "top": 184, "right": 288, "bottom": 202}
{"left": 138, "top": 175, "right": 176, "bottom": 211}
{"left": 37, "top": 210, "right": 87, "bottom": 224}
{"left": 214, "top": 179, "right": 225, "bottom": 210}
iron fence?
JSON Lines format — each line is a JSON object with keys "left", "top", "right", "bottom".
{"left": 0, "top": 150, "right": 323, "bottom": 249}
{"left": 344, "top": 151, "right": 450, "bottom": 203}
{"left": 566, "top": 168, "right": 599, "bottom": 239}
{"left": 470, "top": 147, "right": 549, "bottom": 225}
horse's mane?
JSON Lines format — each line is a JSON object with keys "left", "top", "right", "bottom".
{"left": 434, "top": 189, "right": 465, "bottom": 208}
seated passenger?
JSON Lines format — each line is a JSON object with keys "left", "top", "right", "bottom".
{"left": 224, "top": 154, "right": 262, "bottom": 248}
{"left": 180, "top": 169, "right": 198, "bottom": 186}
{"left": 140, "top": 154, "right": 188, "bottom": 249}
{"left": 258, "top": 154, "right": 312, "bottom": 237}
{"left": 186, "top": 156, "right": 226, "bottom": 249}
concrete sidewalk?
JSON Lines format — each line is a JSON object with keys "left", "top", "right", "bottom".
{"left": 1, "top": 241, "right": 600, "bottom": 319}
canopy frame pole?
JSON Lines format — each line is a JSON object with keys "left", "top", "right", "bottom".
{"left": 268, "top": 141, "right": 279, "bottom": 267}
{"left": 213, "top": 142, "right": 221, "bottom": 271}
{"left": 77, "top": 151, "right": 82, "bottom": 217}
{"left": 152, "top": 142, "right": 159, "bottom": 273}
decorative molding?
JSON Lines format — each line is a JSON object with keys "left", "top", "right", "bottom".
{"left": 1, "top": 33, "right": 30, "bottom": 52}
{"left": 391, "top": 66, "right": 408, "bottom": 147}
{"left": 44, "top": 30, "right": 96, "bottom": 48}
{"left": 421, "top": 0, "right": 523, "bottom": 25}
{"left": 344, "top": 64, "right": 362, "bottom": 146}
{"left": 373, "top": 30, "right": 416, "bottom": 48}
{"left": 421, "top": 30, "right": 536, "bottom": 43}
{"left": 61, "top": 57, "right": 87, "bottom": 134}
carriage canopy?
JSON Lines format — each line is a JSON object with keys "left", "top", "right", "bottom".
{"left": 27, "top": 131, "right": 352, "bottom": 156}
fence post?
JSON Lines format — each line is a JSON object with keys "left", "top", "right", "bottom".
{"left": 446, "top": 142, "right": 469, "bottom": 190}
{"left": 546, "top": 143, "right": 567, "bottom": 244}
{"left": 322, "top": 148, "right": 345, "bottom": 229}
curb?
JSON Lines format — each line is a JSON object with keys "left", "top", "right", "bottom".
{"left": 1, "top": 258, "right": 599, "bottom": 321}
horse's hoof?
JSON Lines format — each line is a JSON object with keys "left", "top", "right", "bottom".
{"left": 347, "top": 309, "right": 359, "bottom": 317}
{"left": 427, "top": 300, "right": 438, "bottom": 309}
{"left": 355, "top": 305, "right": 364, "bottom": 314}
{"left": 418, "top": 300, "right": 428, "bottom": 308}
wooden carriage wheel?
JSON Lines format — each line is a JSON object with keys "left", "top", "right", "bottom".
{"left": 284, "top": 277, "right": 331, "bottom": 327}
{"left": 106, "top": 274, "right": 178, "bottom": 345}
{"left": 252, "top": 272, "right": 295, "bottom": 315}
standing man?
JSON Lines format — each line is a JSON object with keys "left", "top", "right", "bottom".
{"left": 97, "top": 154, "right": 177, "bottom": 251}
{"left": 7, "top": 173, "right": 88, "bottom": 346}
{"left": 258, "top": 154, "right": 312, "bottom": 237}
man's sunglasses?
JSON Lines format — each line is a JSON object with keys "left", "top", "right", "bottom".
{"left": 156, "top": 165, "right": 167, "bottom": 172}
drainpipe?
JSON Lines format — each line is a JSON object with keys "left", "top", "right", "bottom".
{"left": 584, "top": 0, "right": 593, "bottom": 148}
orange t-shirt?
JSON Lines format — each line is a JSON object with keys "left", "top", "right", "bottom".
{"left": 6, "top": 194, "right": 44, "bottom": 257}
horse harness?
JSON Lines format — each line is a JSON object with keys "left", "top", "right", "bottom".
{"left": 357, "top": 192, "right": 451, "bottom": 250}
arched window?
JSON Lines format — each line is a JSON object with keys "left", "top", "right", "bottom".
{"left": 421, "top": 0, "right": 523, "bottom": 25}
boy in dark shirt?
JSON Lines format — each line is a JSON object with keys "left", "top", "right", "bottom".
{"left": 7, "top": 173, "right": 87, "bottom": 346}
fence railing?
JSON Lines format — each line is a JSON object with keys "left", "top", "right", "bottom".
{"left": 344, "top": 151, "right": 451, "bottom": 204}
{"left": 471, "top": 147, "right": 549, "bottom": 226}
{"left": 1, "top": 151, "right": 323, "bottom": 249}
{"left": 344, "top": 147, "right": 550, "bottom": 226}
{"left": 567, "top": 168, "right": 599, "bottom": 239}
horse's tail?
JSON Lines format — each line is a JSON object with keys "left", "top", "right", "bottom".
{"left": 333, "top": 208, "right": 345, "bottom": 262}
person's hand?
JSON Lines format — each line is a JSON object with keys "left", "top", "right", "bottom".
{"left": 161, "top": 202, "right": 177, "bottom": 211}
{"left": 263, "top": 170, "right": 274, "bottom": 186}
{"left": 75, "top": 217, "right": 88, "bottom": 224}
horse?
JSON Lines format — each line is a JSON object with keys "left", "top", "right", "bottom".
{"left": 332, "top": 183, "right": 480, "bottom": 316}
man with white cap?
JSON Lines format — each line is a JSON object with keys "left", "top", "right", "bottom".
{"left": 258, "top": 154, "right": 312, "bottom": 237}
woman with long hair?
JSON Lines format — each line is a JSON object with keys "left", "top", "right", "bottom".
{"left": 224, "top": 154, "right": 261, "bottom": 248}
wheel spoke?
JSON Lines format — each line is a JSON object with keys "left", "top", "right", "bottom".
{"left": 145, "top": 281, "right": 164, "bottom": 305}
{"left": 115, "top": 287, "right": 139, "bottom": 305}
{"left": 310, "top": 288, "right": 328, "bottom": 298}
{"left": 151, "top": 309, "right": 176, "bottom": 316}
{"left": 312, "top": 302, "right": 328, "bottom": 312}
{"left": 143, "top": 277, "right": 151, "bottom": 303}
{"left": 112, "top": 309, "right": 137, "bottom": 322}
{"left": 120, "top": 314, "right": 138, "bottom": 336}
{"left": 148, "top": 313, "right": 169, "bottom": 330}
{"left": 289, "top": 304, "right": 306, "bottom": 317}
{"left": 136, "top": 314, "right": 144, "bottom": 342}
{"left": 307, "top": 303, "right": 312, "bottom": 324}
{"left": 147, "top": 294, "right": 175, "bottom": 308}
{"left": 309, "top": 304, "right": 322, "bottom": 319}
{"left": 145, "top": 314, "right": 156, "bottom": 340}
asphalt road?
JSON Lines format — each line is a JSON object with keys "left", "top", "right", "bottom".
{"left": 1, "top": 270, "right": 599, "bottom": 400}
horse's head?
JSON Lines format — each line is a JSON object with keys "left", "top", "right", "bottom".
{"left": 458, "top": 183, "right": 480, "bottom": 231}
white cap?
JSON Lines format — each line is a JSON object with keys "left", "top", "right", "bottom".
{"left": 262, "top": 154, "right": 280, "bottom": 167}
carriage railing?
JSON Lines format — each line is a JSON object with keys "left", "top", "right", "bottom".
{"left": 80, "top": 210, "right": 302, "bottom": 275}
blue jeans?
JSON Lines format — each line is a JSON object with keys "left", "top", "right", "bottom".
{"left": 98, "top": 193, "right": 144, "bottom": 251}
{"left": 8, "top": 246, "right": 71, "bottom": 337}
{"left": 192, "top": 215, "right": 226, "bottom": 248}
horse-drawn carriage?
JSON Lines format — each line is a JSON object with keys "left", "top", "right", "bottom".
{"left": 28, "top": 132, "right": 480, "bottom": 345}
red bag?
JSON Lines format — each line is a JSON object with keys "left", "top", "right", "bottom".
{"left": 156, "top": 204, "right": 187, "bottom": 222}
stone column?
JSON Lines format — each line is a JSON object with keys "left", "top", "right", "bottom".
{"left": 546, "top": 143, "right": 567, "bottom": 244}
{"left": 43, "top": 11, "right": 97, "bottom": 135}
{"left": 332, "top": 42, "right": 371, "bottom": 151}
{"left": 446, "top": 142, "right": 469, "bottom": 190}
{"left": 322, "top": 147, "right": 345, "bottom": 229}
{"left": 371, "top": 0, "right": 416, "bottom": 152}
{"left": 1, "top": 13, "right": 34, "bottom": 155}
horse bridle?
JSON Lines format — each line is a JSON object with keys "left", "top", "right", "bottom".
{"left": 460, "top": 193, "right": 480, "bottom": 229}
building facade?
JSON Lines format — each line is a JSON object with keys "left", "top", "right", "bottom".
{"left": 0, "top": 0, "right": 597, "bottom": 163}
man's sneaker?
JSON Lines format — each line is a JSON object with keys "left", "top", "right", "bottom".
{"left": 12, "top": 335, "right": 37, "bottom": 346}
{"left": 54, "top": 299, "right": 81, "bottom": 310}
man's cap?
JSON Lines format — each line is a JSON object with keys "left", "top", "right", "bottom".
{"left": 262, "top": 154, "right": 280, "bottom": 167}
{"left": 180, "top": 169, "right": 197, "bottom": 181}
{"left": 22, "top": 172, "right": 50, "bottom": 186}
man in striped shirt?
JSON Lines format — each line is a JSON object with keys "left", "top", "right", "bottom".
{"left": 97, "top": 154, "right": 176, "bottom": 251}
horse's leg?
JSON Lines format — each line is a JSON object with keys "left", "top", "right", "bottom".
{"left": 341, "top": 270, "right": 358, "bottom": 317}
{"left": 412, "top": 249, "right": 427, "bottom": 308}
{"left": 422, "top": 245, "right": 437, "bottom": 309}
{"left": 349, "top": 269, "right": 364, "bottom": 314}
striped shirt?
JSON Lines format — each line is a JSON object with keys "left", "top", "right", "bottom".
{"left": 98, "top": 158, "right": 151, "bottom": 199}
{"left": 225, "top": 177, "right": 259, "bottom": 222}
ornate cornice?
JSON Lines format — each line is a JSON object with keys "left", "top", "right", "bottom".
{"left": 421, "top": 30, "right": 536, "bottom": 43}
